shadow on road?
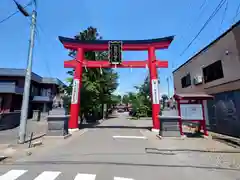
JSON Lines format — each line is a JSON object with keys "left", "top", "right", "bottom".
{"left": 9, "top": 161, "right": 240, "bottom": 171}
{"left": 87, "top": 125, "right": 152, "bottom": 130}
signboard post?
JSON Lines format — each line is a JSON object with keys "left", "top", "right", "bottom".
{"left": 71, "top": 79, "right": 80, "bottom": 104}
{"left": 108, "top": 41, "right": 122, "bottom": 64}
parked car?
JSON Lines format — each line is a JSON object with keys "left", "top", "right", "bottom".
{"left": 117, "top": 109, "right": 125, "bottom": 113}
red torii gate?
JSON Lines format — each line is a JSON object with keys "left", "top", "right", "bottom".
{"left": 59, "top": 36, "right": 174, "bottom": 132}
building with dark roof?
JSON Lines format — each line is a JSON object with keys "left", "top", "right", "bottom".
{"left": 0, "top": 68, "right": 66, "bottom": 117}
{"left": 172, "top": 20, "right": 240, "bottom": 137}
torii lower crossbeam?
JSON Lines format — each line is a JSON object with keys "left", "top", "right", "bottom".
{"left": 64, "top": 60, "right": 168, "bottom": 68}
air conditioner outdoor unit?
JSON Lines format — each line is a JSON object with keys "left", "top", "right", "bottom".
{"left": 193, "top": 75, "right": 203, "bottom": 85}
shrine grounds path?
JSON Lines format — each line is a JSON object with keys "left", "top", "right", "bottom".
{"left": 0, "top": 112, "right": 240, "bottom": 180}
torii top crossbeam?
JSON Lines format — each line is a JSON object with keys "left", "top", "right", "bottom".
{"left": 59, "top": 36, "right": 174, "bottom": 69}
{"left": 59, "top": 36, "right": 174, "bottom": 51}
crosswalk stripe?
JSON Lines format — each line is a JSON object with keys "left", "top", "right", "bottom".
{"left": 0, "top": 170, "right": 134, "bottom": 180}
{"left": 114, "top": 177, "right": 134, "bottom": 180}
{"left": 74, "top": 173, "right": 96, "bottom": 180}
{"left": 34, "top": 171, "right": 61, "bottom": 180}
{"left": 0, "top": 170, "right": 27, "bottom": 180}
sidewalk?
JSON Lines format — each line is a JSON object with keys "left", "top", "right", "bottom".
{"left": 132, "top": 109, "right": 240, "bottom": 149}
{"left": 0, "top": 120, "right": 47, "bottom": 145}
{"left": 140, "top": 129, "right": 240, "bottom": 170}
{"left": 133, "top": 118, "right": 240, "bottom": 152}
{"left": 0, "top": 116, "right": 107, "bottom": 163}
{"left": 0, "top": 119, "right": 47, "bottom": 161}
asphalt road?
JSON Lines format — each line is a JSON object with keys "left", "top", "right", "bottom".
{"left": 0, "top": 112, "right": 239, "bottom": 180}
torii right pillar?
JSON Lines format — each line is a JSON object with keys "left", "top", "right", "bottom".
{"left": 148, "top": 46, "right": 160, "bottom": 132}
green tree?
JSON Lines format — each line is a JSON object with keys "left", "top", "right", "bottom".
{"left": 122, "top": 94, "right": 129, "bottom": 105}
{"left": 128, "top": 76, "right": 162, "bottom": 118}
{"left": 63, "top": 27, "right": 119, "bottom": 121}
{"left": 133, "top": 76, "right": 152, "bottom": 117}
{"left": 110, "top": 94, "right": 122, "bottom": 105}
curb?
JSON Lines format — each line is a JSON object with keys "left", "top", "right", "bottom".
{"left": 209, "top": 132, "right": 240, "bottom": 147}
{"left": 44, "top": 133, "right": 72, "bottom": 139}
{"left": 209, "top": 132, "right": 240, "bottom": 141}
{"left": 98, "top": 118, "right": 105, "bottom": 124}
{"left": 144, "top": 147, "right": 240, "bottom": 153}
{"left": 24, "top": 133, "right": 46, "bottom": 143}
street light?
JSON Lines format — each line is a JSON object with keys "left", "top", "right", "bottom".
{"left": 14, "top": 0, "right": 37, "bottom": 144}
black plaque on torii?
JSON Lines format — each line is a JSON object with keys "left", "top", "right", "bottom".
{"left": 108, "top": 41, "right": 122, "bottom": 64}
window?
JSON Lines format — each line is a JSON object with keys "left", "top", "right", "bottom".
{"left": 203, "top": 60, "right": 224, "bottom": 83}
{"left": 0, "top": 97, "right": 3, "bottom": 111}
{"left": 0, "top": 80, "right": 18, "bottom": 85}
{"left": 31, "top": 85, "right": 39, "bottom": 96}
{"left": 31, "top": 86, "right": 34, "bottom": 95}
{"left": 181, "top": 73, "right": 191, "bottom": 88}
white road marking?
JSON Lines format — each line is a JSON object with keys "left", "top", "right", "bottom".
{"left": 114, "top": 177, "right": 135, "bottom": 180}
{"left": 0, "top": 170, "right": 134, "bottom": 180}
{"left": 0, "top": 170, "right": 27, "bottom": 180}
{"left": 113, "top": 135, "right": 147, "bottom": 139}
{"left": 74, "top": 173, "right": 96, "bottom": 180}
{"left": 34, "top": 171, "right": 61, "bottom": 180}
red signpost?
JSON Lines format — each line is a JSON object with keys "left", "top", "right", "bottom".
{"left": 59, "top": 36, "right": 174, "bottom": 132}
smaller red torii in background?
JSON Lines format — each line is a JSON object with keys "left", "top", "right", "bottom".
{"left": 59, "top": 36, "right": 174, "bottom": 132}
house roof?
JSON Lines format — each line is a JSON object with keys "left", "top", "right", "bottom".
{"left": 174, "top": 93, "right": 214, "bottom": 100}
{"left": 0, "top": 68, "right": 66, "bottom": 86}
{"left": 173, "top": 20, "right": 240, "bottom": 74}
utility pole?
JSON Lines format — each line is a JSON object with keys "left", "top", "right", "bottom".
{"left": 166, "top": 76, "right": 170, "bottom": 98}
{"left": 18, "top": 10, "right": 37, "bottom": 144}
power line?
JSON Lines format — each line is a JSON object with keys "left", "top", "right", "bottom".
{"left": 219, "top": 0, "right": 228, "bottom": 31}
{"left": 21, "top": 16, "right": 52, "bottom": 77}
{"left": 0, "top": 2, "right": 32, "bottom": 25}
{"left": 34, "top": 22, "right": 53, "bottom": 77}
{"left": 200, "top": 0, "right": 207, "bottom": 10}
{"left": 176, "top": 0, "right": 209, "bottom": 45}
{"left": 0, "top": 10, "right": 19, "bottom": 24}
{"left": 232, "top": 2, "right": 240, "bottom": 23}
{"left": 180, "top": 0, "right": 226, "bottom": 57}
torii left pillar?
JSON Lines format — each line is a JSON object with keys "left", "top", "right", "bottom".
{"left": 68, "top": 48, "right": 84, "bottom": 132}
{"left": 148, "top": 46, "right": 160, "bottom": 132}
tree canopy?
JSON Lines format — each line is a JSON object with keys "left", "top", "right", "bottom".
{"left": 122, "top": 94, "right": 129, "bottom": 105}
{"left": 63, "top": 27, "right": 119, "bottom": 120}
{"left": 123, "top": 76, "right": 152, "bottom": 118}
{"left": 126, "top": 76, "right": 165, "bottom": 118}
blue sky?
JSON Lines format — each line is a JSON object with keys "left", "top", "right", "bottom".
{"left": 0, "top": 0, "right": 240, "bottom": 96}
